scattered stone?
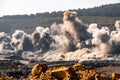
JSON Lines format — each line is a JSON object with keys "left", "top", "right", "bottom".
{"left": 27, "top": 63, "right": 120, "bottom": 80}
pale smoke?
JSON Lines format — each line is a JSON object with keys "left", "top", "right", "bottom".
{"left": 115, "top": 20, "right": 120, "bottom": 32}
{"left": 11, "top": 30, "right": 34, "bottom": 52}
{"left": 0, "top": 11, "right": 120, "bottom": 62}
{"left": 0, "top": 43, "right": 3, "bottom": 52}
{"left": 0, "top": 32, "right": 12, "bottom": 52}
{"left": 110, "top": 31, "right": 120, "bottom": 54}
{"left": 31, "top": 26, "right": 53, "bottom": 53}
{"left": 92, "top": 27, "right": 110, "bottom": 45}
{"left": 61, "top": 11, "right": 91, "bottom": 51}
{"left": 91, "top": 26, "right": 111, "bottom": 57}
{"left": 0, "top": 32, "right": 6, "bottom": 38}
{"left": 11, "top": 30, "right": 26, "bottom": 51}
{"left": 35, "top": 26, "right": 44, "bottom": 33}
{"left": 87, "top": 23, "right": 98, "bottom": 34}
{"left": 0, "top": 32, "right": 6, "bottom": 52}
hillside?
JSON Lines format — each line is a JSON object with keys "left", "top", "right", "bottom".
{"left": 0, "top": 3, "right": 120, "bottom": 33}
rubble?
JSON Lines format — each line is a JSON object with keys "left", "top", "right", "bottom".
{"left": 27, "top": 63, "right": 120, "bottom": 80}
{"left": 112, "top": 73, "right": 120, "bottom": 80}
{"left": 29, "top": 63, "right": 48, "bottom": 79}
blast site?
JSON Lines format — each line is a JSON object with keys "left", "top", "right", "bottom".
{"left": 0, "top": 5, "right": 120, "bottom": 80}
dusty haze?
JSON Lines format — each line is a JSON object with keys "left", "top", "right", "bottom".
{"left": 0, "top": 11, "right": 120, "bottom": 62}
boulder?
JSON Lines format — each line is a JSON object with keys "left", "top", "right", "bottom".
{"left": 27, "top": 63, "right": 119, "bottom": 80}
{"left": 30, "top": 63, "right": 48, "bottom": 79}
{"left": 112, "top": 73, "right": 120, "bottom": 80}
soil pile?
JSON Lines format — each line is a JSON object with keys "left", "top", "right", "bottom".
{"left": 27, "top": 63, "right": 120, "bottom": 80}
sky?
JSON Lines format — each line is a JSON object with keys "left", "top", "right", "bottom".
{"left": 0, "top": 0, "right": 120, "bottom": 17}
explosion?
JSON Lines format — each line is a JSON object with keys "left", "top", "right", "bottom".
{"left": 0, "top": 11, "right": 120, "bottom": 62}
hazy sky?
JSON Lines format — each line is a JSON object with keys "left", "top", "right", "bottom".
{"left": 0, "top": 0, "right": 119, "bottom": 17}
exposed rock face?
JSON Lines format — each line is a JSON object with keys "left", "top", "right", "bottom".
{"left": 27, "top": 63, "right": 120, "bottom": 80}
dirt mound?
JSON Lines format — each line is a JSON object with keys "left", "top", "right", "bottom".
{"left": 27, "top": 63, "right": 120, "bottom": 80}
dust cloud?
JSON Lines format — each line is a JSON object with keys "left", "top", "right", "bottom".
{"left": 0, "top": 11, "right": 120, "bottom": 62}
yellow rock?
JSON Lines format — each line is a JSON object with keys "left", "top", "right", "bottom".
{"left": 51, "top": 66, "right": 70, "bottom": 78}
{"left": 72, "top": 63, "right": 93, "bottom": 71}
{"left": 27, "top": 63, "right": 115, "bottom": 80}
{"left": 112, "top": 73, "right": 120, "bottom": 80}
{"left": 31, "top": 63, "right": 48, "bottom": 78}
{"left": 39, "top": 66, "right": 77, "bottom": 80}
{"left": 51, "top": 66, "right": 73, "bottom": 80}
{"left": 39, "top": 70, "right": 58, "bottom": 80}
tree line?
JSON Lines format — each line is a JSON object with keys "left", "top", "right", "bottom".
{"left": 0, "top": 3, "right": 120, "bottom": 33}
{"left": 0, "top": 3, "right": 120, "bottom": 19}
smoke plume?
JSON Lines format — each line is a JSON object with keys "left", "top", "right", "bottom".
{"left": 0, "top": 11, "right": 120, "bottom": 62}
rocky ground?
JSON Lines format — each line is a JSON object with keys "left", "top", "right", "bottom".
{"left": 0, "top": 59, "right": 120, "bottom": 80}
{"left": 0, "top": 59, "right": 78, "bottom": 80}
